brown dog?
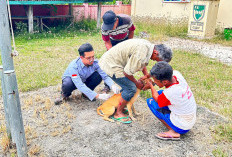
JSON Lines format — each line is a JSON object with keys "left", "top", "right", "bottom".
{"left": 97, "top": 89, "right": 141, "bottom": 122}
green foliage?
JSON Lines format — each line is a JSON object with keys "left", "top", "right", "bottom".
{"left": 14, "top": 19, "right": 98, "bottom": 40}
{"left": 42, "top": 4, "right": 58, "bottom": 15}
{"left": 73, "top": 19, "right": 98, "bottom": 32}
{"left": 14, "top": 21, "right": 28, "bottom": 34}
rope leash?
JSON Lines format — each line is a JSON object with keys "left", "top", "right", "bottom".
{"left": 7, "top": 0, "right": 18, "bottom": 57}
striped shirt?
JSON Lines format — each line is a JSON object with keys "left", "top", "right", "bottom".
{"left": 101, "top": 14, "right": 135, "bottom": 42}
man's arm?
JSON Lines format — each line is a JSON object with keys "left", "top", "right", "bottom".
{"left": 128, "top": 22, "right": 135, "bottom": 39}
{"left": 142, "top": 66, "right": 151, "bottom": 78}
{"left": 128, "top": 30, "right": 134, "bottom": 39}
{"left": 123, "top": 71, "right": 144, "bottom": 90}
{"left": 104, "top": 40, "right": 112, "bottom": 51}
{"left": 71, "top": 75, "right": 98, "bottom": 101}
{"left": 148, "top": 80, "right": 159, "bottom": 101}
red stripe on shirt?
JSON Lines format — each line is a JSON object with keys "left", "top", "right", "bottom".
{"left": 166, "top": 76, "right": 179, "bottom": 88}
{"left": 72, "top": 74, "right": 77, "bottom": 77}
{"left": 128, "top": 24, "right": 136, "bottom": 31}
{"left": 102, "top": 24, "right": 136, "bottom": 41}
{"left": 157, "top": 93, "right": 171, "bottom": 107}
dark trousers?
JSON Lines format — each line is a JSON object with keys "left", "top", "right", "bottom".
{"left": 110, "top": 37, "right": 128, "bottom": 47}
{"left": 62, "top": 71, "right": 102, "bottom": 97}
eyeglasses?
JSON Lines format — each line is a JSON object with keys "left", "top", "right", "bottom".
{"left": 84, "top": 56, "right": 95, "bottom": 61}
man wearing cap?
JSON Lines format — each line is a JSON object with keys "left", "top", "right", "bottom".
{"left": 55, "top": 43, "right": 120, "bottom": 105}
{"left": 101, "top": 10, "right": 135, "bottom": 50}
{"left": 99, "top": 39, "right": 173, "bottom": 123}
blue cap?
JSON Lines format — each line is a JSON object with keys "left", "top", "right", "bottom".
{"left": 102, "top": 10, "right": 117, "bottom": 30}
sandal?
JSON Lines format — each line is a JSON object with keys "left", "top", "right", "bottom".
{"left": 155, "top": 132, "right": 180, "bottom": 141}
{"left": 111, "top": 116, "right": 132, "bottom": 124}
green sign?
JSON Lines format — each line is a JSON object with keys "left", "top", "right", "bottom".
{"left": 193, "top": 5, "right": 205, "bottom": 21}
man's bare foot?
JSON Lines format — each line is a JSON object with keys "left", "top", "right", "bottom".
{"left": 155, "top": 130, "right": 180, "bottom": 140}
{"left": 114, "top": 112, "right": 131, "bottom": 122}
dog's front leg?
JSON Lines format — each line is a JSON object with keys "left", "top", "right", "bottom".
{"left": 127, "top": 103, "right": 136, "bottom": 121}
{"left": 132, "top": 105, "right": 140, "bottom": 116}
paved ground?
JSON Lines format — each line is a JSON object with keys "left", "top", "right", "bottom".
{"left": 0, "top": 84, "right": 231, "bottom": 157}
{"left": 163, "top": 37, "right": 232, "bottom": 65}
{"left": 138, "top": 33, "right": 232, "bottom": 65}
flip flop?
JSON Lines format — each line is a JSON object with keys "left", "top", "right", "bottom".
{"left": 123, "top": 109, "right": 128, "bottom": 114}
{"left": 115, "top": 109, "right": 128, "bottom": 114}
{"left": 155, "top": 132, "right": 180, "bottom": 141}
{"left": 111, "top": 116, "right": 132, "bottom": 124}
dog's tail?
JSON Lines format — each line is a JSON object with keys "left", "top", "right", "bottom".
{"left": 97, "top": 106, "right": 104, "bottom": 117}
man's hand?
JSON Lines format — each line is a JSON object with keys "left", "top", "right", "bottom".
{"left": 142, "top": 83, "right": 151, "bottom": 91}
{"left": 98, "top": 93, "right": 111, "bottom": 100}
{"left": 139, "top": 74, "right": 150, "bottom": 81}
{"left": 111, "top": 84, "right": 120, "bottom": 94}
{"left": 141, "top": 78, "right": 154, "bottom": 90}
{"left": 136, "top": 80, "right": 144, "bottom": 90}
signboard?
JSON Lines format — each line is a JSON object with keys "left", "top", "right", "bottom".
{"left": 193, "top": 5, "right": 205, "bottom": 21}
{"left": 190, "top": 22, "right": 204, "bottom": 32}
{"left": 188, "top": 1, "right": 220, "bottom": 38}
{"left": 190, "top": 5, "right": 205, "bottom": 31}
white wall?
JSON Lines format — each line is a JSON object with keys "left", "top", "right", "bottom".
{"left": 217, "top": 0, "right": 232, "bottom": 29}
{"left": 132, "top": 0, "right": 232, "bottom": 29}
{"left": 131, "top": 0, "right": 191, "bottom": 21}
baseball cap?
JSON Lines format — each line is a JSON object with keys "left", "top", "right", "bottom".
{"left": 102, "top": 10, "right": 117, "bottom": 31}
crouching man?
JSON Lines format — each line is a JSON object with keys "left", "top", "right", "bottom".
{"left": 146, "top": 61, "right": 197, "bottom": 140}
{"left": 55, "top": 43, "right": 120, "bottom": 105}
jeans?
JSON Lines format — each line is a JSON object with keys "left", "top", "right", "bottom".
{"left": 111, "top": 75, "right": 137, "bottom": 101}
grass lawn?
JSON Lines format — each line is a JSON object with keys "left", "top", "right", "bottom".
{"left": 0, "top": 20, "right": 231, "bottom": 155}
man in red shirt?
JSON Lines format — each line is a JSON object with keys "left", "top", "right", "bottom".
{"left": 101, "top": 10, "right": 135, "bottom": 50}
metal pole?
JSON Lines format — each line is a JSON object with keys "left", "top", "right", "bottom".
{"left": 0, "top": 66, "right": 11, "bottom": 136}
{"left": 97, "top": 2, "right": 102, "bottom": 29}
{"left": 4, "top": 70, "right": 27, "bottom": 156}
{"left": 0, "top": 1, "right": 27, "bottom": 156}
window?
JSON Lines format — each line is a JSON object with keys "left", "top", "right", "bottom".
{"left": 163, "top": 0, "right": 190, "bottom": 3}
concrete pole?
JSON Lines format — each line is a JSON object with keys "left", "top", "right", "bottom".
{"left": 4, "top": 70, "right": 27, "bottom": 156}
{"left": 0, "top": 66, "right": 11, "bottom": 136}
{"left": 28, "top": 5, "right": 33, "bottom": 33}
{"left": 97, "top": 2, "right": 102, "bottom": 29}
{"left": 0, "top": 1, "right": 27, "bottom": 156}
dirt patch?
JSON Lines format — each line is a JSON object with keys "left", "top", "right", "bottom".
{"left": 0, "top": 84, "right": 231, "bottom": 156}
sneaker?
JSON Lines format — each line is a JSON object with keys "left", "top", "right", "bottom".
{"left": 54, "top": 94, "right": 68, "bottom": 105}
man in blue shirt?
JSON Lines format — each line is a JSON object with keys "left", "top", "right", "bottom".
{"left": 55, "top": 43, "right": 120, "bottom": 105}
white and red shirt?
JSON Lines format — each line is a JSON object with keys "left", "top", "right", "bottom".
{"left": 158, "top": 70, "right": 197, "bottom": 130}
{"left": 101, "top": 14, "right": 135, "bottom": 42}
